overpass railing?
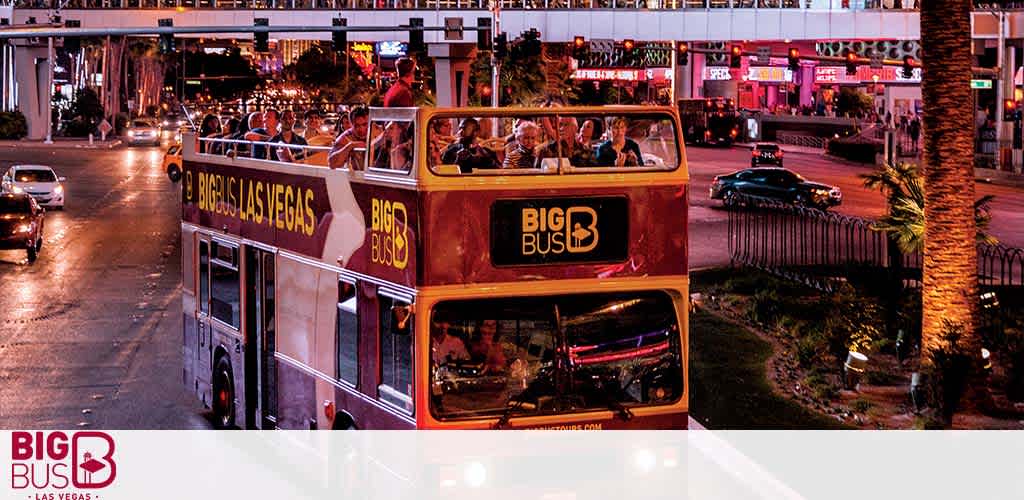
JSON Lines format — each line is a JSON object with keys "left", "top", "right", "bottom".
{"left": 13, "top": 0, "right": 929, "bottom": 10}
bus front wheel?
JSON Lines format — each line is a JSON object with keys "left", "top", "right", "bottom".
{"left": 212, "top": 356, "right": 236, "bottom": 429}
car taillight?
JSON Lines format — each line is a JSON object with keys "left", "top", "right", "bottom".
{"left": 752, "top": 150, "right": 758, "bottom": 157}
{"left": 777, "top": 150, "right": 784, "bottom": 157}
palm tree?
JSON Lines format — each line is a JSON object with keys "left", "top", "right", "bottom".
{"left": 862, "top": 162, "right": 997, "bottom": 254}
{"left": 919, "top": 0, "right": 986, "bottom": 421}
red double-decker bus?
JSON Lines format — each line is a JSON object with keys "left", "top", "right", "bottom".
{"left": 180, "top": 106, "right": 688, "bottom": 429}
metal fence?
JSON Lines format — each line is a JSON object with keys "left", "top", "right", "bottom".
{"left": 727, "top": 194, "right": 1023, "bottom": 293}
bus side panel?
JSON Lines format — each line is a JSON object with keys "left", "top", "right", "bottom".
{"left": 182, "top": 227, "right": 197, "bottom": 396}
{"left": 276, "top": 357, "right": 318, "bottom": 429}
{"left": 332, "top": 386, "right": 416, "bottom": 430}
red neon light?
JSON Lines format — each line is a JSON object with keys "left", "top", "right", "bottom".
{"left": 571, "top": 340, "right": 670, "bottom": 366}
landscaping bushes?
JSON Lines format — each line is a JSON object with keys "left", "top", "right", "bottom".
{"left": 827, "top": 134, "right": 882, "bottom": 164}
{"left": 0, "top": 111, "right": 28, "bottom": 139}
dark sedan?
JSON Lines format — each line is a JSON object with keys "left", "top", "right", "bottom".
{"left": 0, "top": 193, "right": 45, "bottom": 262}
{"left": 751, "top": 143, "right": 784, "bottom": 167}
{"left": 710, "top": 167, "right": 842, "bottom": 210}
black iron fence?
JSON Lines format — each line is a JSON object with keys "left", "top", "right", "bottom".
{"left": 727, "top": 194, "right": 1023, "bottom": 293}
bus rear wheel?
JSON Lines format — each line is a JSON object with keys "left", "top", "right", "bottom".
{"left": 212, "top": 357, "right": 236, "bottom": 429}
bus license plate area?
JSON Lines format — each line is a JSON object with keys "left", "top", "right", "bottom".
{"left": 490, "top": 196, "right": 629, "bottom": 266}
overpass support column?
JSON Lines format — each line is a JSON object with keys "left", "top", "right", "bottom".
{"left": 428, "top": 43, "right": 475, "bottom": 108}
{"left": 799, "top": 64, "right": 814, "bottom": 108}
{"left": 11, "top": 41, "right": 50, "bottom": 140}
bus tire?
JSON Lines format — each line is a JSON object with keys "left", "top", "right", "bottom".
{"left": 331, "top": 410, "right": 358, "bottom": 430}
{"left": 212, "top": 356, "right": 236, "bottom": 429}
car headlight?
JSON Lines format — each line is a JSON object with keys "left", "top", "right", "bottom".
{"left": 15, "top": 224, "right": 31, "bottom": 234}
{"left": 128, "top": 131, "right": 136, "bottom": 137}
{"left": 54, "top": 185, "right": 63, "bottom": 195}
{"left": 162, "top": 120, "right": 169, "bottom": 126}
{"left": 11, "top": 186, "right": 23, "bottom": 194}
{"left": 814, "top": 189, "right": 830, "bottom": 197}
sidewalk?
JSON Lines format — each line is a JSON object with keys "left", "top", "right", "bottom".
{"left": 0, "top": 137, "right": 122, "bottom": 149}
{"left": 737, "top": 142, "right": 825, "bottom": 156}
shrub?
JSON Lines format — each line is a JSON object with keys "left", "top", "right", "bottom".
{"left": 852, "top": 398, "right": 873, "bottom": 413}
{"left": 823, "top": 287, "right": 885, "bottom": 373}
{"left": 0, "top": 111, "right": 28, "bottom": 139}
{"left": 748, "top": 289, "right": 782, "bottom": 327}
{"left": 924, "top": 321, "right": 975, "bottom": 427}
{"left": 827, "top": 135, "right": 882, "bottom": 164}
{"left": 1002, "top": 327, "right": 1024, "bottom": 402}
{"left": 805, "top": 372, "right": 839, "bottom": 401}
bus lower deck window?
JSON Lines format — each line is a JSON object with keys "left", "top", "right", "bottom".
{"left": 379, "top": 294, "right": 413, "bottom": 413}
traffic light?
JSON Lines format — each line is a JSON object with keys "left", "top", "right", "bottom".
{"left": 477, "top": 18, "right": 492, "bottom": 51}
{"left": 622, "top": 39, "right": 635, "bottom": 66}
{"left": 730, "top": 45, "right": 742, "bottom": 69}
{"left": 332, "top": 17, "right": 347, "bottom": 54}
{"left": 787, "top": 47, "right": 799, "bottom": 72}
{"left": 845, "top": 52, "right": 858, "bottom": 76}
{"left": 522, "top": 28, "right": 542, "bottom": 57}
{"left": 572, "top": 36, "right": 588, "bottom": 62}
{"left": 1004, "top": 99, "right": 1020, "bottom": 121}
{"left": 158, "top": 18, "right": 174, "bottom": 54}
{"left": 494, "top": 32, "right": 508, "bottom": 59}
{"left": 408, "top": 17, "right": 424, "bottom": 53}
{"left": 676, "top": 41, "right": 689, "bottom": 66}
{"left": 902, "top": 56, "right": 915, "bottom": 79}
{"left": 253, "top": 18, "right": 269, "bottom": 53}
{"left": 64, "top": 19, "right": 81, "bottom": 54}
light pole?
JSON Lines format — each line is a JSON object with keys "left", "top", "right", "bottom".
{"left": 45, "top": 30, "right": 54, "bottom": 144}
{"left": 491, "top": 0, "right": 500, "bottom": 110}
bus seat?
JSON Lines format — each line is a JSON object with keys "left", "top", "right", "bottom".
{"left": 539, "top": 158, "right": 570, "bottom": 172}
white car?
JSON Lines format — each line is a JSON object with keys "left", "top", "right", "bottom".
{"left": 1, "top": 165, "right": 66, "bottom": 209}
{"left": 125, "top": 119, "right": 162, "bottom": 146}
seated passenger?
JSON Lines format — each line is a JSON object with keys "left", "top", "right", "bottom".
{"left": 328, "top": 106, "right": 369, "bottom": 170}
{"left": 271, "top": 110, "right": 309, "bottom": 162}
{"left": 431, "top": 321, "right": 470, "bottom": 365}
{"left": 502, "top": 121, "right": 540, "bottom": 169}
{"left": 439, "top": 118, "right": 500, "bottom": 173}
{"left": 372, "top": 121, "right": 413, "bottom": 170}
{"left": 595, "top": 117, "right": 643, "bottom": 167}
{"left": 470, "top": 319, "right": 507, "bottom": 375}
{"left": 578, "top": 118, "right": 602, "bottom": 147}
{"left": 535, "top": 116, "right": 597, "bottom": 168}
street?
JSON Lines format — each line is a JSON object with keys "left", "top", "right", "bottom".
{"left": 0, "top": 142, "right": 208, "bottom": 429}
{"left": 2, "top": 142, "right": 1023, "bottom": 429}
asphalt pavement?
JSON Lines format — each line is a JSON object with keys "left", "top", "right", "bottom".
{"left": 0, "top": 141, "right": 209, "bottom": 429}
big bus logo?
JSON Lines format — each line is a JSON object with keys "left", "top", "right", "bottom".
{"left": 371, "top": 197, "right": 410, "bottom": 270}
{"left": 521, "top": 206, "right": 600, "bottom": 256}
{"left": 10, "top": 431, "right": 117, "bottom": 491}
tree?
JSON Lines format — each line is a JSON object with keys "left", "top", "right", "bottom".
{"left": 919, "top": 0, "right": 986, "bottom": 421}
{"left": 284, "top": 45, "right": 372, "bottom": 105}
{"left": 468, "top": 43, "right": 576, "bottom": 107}
{"left": 181, "top": 47, "right": 260, "bottom": 101}
{"left": 835, "top": 87, "right": 873, "bottom": 118}
{"left": 862, "top": 162, "right": 997, "bottom": 254}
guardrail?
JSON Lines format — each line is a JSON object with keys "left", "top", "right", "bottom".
{"left": 727, "top": 193, "right": 1023, "bottom": 293}
{"left": 196, "top": 136, "right": 334, "bottom": 167}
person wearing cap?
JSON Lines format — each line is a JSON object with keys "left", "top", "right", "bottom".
{"left": 439, "top": 118, "right": 499, "bottom": 173}
{"left": 384, "top": 57, "right": 416, "bottom": 108}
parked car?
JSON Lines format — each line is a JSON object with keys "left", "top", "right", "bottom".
{"left": 1, "top": 164, "right": 66, "bottom": 209}
{"left": 164, "top": 144, "right": 183, "bottom": 183}
{"left": 710, "top": 167, "right": 842, "bottom": 210}
{"left": 751, "top": 142, "right": 784, "bottom": 167}
{"left": 0, "top": 192, "right": 45, "bottom": 262}
{"left": 125, "top": 119, "right": 162, "bottom": 146}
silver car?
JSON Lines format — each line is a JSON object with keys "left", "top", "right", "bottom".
{"left": 125, "top": 119, "right": 162, "bottom": 146}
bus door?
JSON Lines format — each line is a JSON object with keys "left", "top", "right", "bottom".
{"left": 196, "top": 236, "right": 214, "bottom": 408}
{"left": 244, "top": 246, "right": 277, "bottom": 429}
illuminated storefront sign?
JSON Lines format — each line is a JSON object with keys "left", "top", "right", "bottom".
{"left": 814, "top": 66, "right": 923, "bottom": 84}
{"left": 572, "top": 68, "right": 670, "bottom": 82}
{"left": 703, "top": 67, "right": 733, "bottom": 81}
{"left": 746, "top": 67, "right": 794, "bottom": 83}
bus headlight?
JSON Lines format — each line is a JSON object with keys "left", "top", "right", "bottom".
{"left": 463, "top": 461, "right": 487, "bottom": 488}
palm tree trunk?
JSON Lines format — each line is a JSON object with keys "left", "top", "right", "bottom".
{"left": 920, "top": 0, "right": 984, "bottom": 416}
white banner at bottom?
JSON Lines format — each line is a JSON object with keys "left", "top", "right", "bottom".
{"left": 2, "top": 431, "right": 1023, "bottom": 500}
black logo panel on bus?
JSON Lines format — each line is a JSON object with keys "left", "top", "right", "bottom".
{"left": 490, "top": 197, "right": 629, "bottom": 266}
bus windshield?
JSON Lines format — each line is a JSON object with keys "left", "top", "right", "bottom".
{"left": 429, "top": 291, "right": 683, "bottom": 421}
{"left": 427, "top": 111, "right": 680, "bottom": 175}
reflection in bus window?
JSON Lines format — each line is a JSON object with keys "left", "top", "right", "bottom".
{"left": 379, "top": 294, "right": 414, "bottom": 413}
{"left": 210, "top": 243, "right": 240, "bottom": 329}
{"left": 429, "top": 292, "right": 683, "bottom": 420}
{"left": 370, "top": 121, "right": 415, "bottom": 173}
{"left": 336, "top": 280, "right": 358, "bottom": 385}
{"left": 428, "top": 111, "right": 679, "bottom": 174}
{"left": 199, "top": 241, "right": 210, "bottom": 315}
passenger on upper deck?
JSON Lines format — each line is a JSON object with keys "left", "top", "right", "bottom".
{"left": 271, "top": 110, "right": 309, "bottom": 162}
{"left": 302, "top": 109, "right": 326, "bottom": 142}
{"left": 383, "top": 57, "right": 416, "bottom": 108}
{"left": 428, "top": 118, "right": 455, "bottom": 167}
{"left": 247, "top": 109, "right": 280, "bottom": 160}
{"left": 440, "top": 118, "right": 500, "bottom": 174}
{"left": 328, "top": 106, "right": 369, "bottom": 170}
{"left": 372, "top": 121, "right": 413, "bottom": 171}
{"left": 198, "top": 114, "right": 221, "bottom": 154}
{"left": 469, "top": 319, "right": 507, "bottom": 375}
{"left": 431, "top": 321, "right": 470, "bottom": 365}
{"left": 535, "top": 116, "right": 597, "bottom": 168}
{"left": 502, "top": 121, "right": 540, "bottom": 169}
{"left": 596, "top": 117, "right": 643, "bottom": 167}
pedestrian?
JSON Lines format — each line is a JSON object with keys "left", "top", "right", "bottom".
{"left": 383, "top": 57, "right": 416, "bottom": 108}
{"left": 909, "top": 116, "right": 921, "bottom": 153}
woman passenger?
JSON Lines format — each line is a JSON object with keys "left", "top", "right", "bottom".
{"left": 596, "top": 117, "right": 643, "bottom": 167}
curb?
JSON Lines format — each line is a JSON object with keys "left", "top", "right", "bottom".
{"left": 975, "top": 168, "right": 1024, "bottom": 190}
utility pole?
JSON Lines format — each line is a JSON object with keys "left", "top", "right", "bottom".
{"left": 45, "top": 33, "right": 53, "bottom": 144}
